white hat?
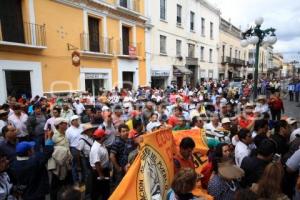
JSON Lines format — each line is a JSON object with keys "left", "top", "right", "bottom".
{"left": 221, "top": 118, "right": 231, "bottom": 124}
{"left": 286, "top": 117, "right": 297, "bottom": 125}
{"left": 290, "top": 129, "right": 300, "bottom": 143}
{"left": 54, "top": 117, "right": 68, "bottom": 126}
{"left": 102, "top": 106, "right": 110, "bottom": 112}
{"left": 257, "top": 95, "right": 266, "bottom": 101}
{"left": 245, "top": 102, "right": 254, "bottom": 107}
{"left": 146, "top": 122, "right": 161, "bottom": 132}
{"left": 70, "top": 115, "right": 79, "bottom": 122}
{"left": 75, "top": 97, "right": 80, "bottom": 101}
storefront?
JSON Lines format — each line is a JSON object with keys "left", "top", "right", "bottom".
{"left": 151, "top": 69, "right": 170, "bottom": 89}
{"left": 173, "top": 65, "right": 192, "bottom": 89}
{"left": 0, "top": 60, "right": 43, "bottom": 103}
{"left": 80, "top": 68, "right": 112, "bottom": 96}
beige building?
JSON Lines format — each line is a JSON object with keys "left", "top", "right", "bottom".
{"left": 218, "top": 18, "right": 249, "bottom": 80}
{"left": 270, "top": 53, "right": 284, "bottom": 78}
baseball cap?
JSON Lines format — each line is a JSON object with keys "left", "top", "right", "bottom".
{"left": 93, "top": 128, "right": 106, "bottom": 139}
{"left": 16, "top": 141, "right": 35, "bottom": 155}
{"left": 70, "top": 115, "right": 80, "bottom": 122}
{"left": 146, "top": 122, "right": 161, "bottom": 132}
{"left": 54, "top": 117, "right": 68, "bottom": 126}
{"left": 221, "top": 118, "right": 231, "bottom": 124}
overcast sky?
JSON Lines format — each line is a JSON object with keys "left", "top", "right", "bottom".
{"left": 208, "top": 0, "right": 300, "bottom": 61}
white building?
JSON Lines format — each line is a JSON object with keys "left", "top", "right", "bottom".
{"left": 145, "top": 0, "right": 220, "bottom": 89}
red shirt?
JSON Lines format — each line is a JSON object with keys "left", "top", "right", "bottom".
{"left": 239, "top": 113, "right": 255, "bottom": 129}
{"left": 168, "top": 115, "right": 179, "bottom": 127}
{"left": 173, "top": 153, "right": 195, "bottom": 175}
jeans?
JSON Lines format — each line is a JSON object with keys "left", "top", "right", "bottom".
{"left": 289, "top": 91, "right": 294, "bottom": 101}
{"left": 271, "top": 109, "right": 281, "bottom": 121}
{"left": 81, "top": 156, "right": 92, "bottom": 197}
{"left": 70, "top": 147, "right": 80, "bottom": 183}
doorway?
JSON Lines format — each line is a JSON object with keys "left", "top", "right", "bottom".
{"left": 85, "top": 79, "right": 104, "bottom": 96}
{"left": 5, "top": 70, "right": 31, "bottom": 99}
{"left": 122, "top": 72, "right": 134, "bottom": 90}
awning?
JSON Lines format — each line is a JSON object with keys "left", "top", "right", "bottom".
{"left": 173, "top": 65, "right": 192, "bottom": 76}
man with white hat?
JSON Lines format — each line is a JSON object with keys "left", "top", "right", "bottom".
{"left": 61, "top": 102, "right": 74, "bottom": 123}
{"left": 254, "top": 95, "right": 269, "bottom": 114}
{"left": 66, "top": 115, "right": 84, "bottom": 184}
{"left": 73, "top": 97, "right": 85, "bottom": 115}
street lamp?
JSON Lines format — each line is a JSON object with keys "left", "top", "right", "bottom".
{"left": 240, "top": 17, "right": 277, "bottom": 100}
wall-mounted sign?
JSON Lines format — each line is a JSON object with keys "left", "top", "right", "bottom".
{"left": 151, "top": 70, "right": 170, "bottom": 77}
{"left": 72, "top": 51, "right": 80, "bottom": 67}
{"left": 129, "top": 45, "right": 137, "bottom": 57}
{"left": 85, "top": 73, "right": 108, "bottom": 79}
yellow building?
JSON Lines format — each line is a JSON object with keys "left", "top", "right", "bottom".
{"left": 0, "top": 0, "right": 147, "bottom": 103}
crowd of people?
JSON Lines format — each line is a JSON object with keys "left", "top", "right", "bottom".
{"left": 0, "top": 78, "right": 299, "bottom": 200}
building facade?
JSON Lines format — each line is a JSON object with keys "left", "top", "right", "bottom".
{"left": 269, "top": 53, "right": 283, "bottom": 79}
{"left": 218, "top": 18, "right": 249, "bottom": 80}
{"left": 145, "top": 0, "right": 220, "bottom": 89}
{"left": 247, "top": 46, "right": 272, "bottom": 80}
{"left": 0, "top": 0, "right": 147, "bottom": 103}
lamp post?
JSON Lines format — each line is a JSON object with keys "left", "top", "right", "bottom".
{"left": 240, "top": 17, "right": 277, "bottom": 100}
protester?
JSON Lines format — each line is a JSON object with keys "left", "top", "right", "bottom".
{"left": 235, "top": 128, "right": 252, "bottom": 167}
{"left": 271, "top": 120, "right": 290, "bottom": 156}
{"left": 44, "top": 106, "right": 61, "bottom": 132}
{"left": 0, "top": 150, "right": 14, "bottom": 200}
{"left": 173, "top": 137, "right": 195, "bottom": 174}
{"left": 73, "top": 98, "right": 85, "bottom": 116}
{"left": 26, "top": 104, "right": 47, "bottom": 151}
{"left": 9, "top": 138, "right": 54, "bottom": 200}
{"left": 208, "top": 160, "right": 244, "bottom": 200}
{"left": 89, "top": 128, "right": 110, "bottom": 200}
{"left": 251, "top": 162, "right": 289, "bottom": 200}
{"left": 0, "top": 125, "right": 17, "bottom": 162}
{"left": 269, "top": 93, "right": 284, "bottom": 121}
{"left": 167, "top": 168, "right": 201, "bottom": 200}
{"left": 240, "top": 139, "right": 276, "bottom": 187}
{"left": 8, "top": 103, "right": 28, "bottom": 141}
{"left": 66, "top": 115, "right": 83, "bottom": 185}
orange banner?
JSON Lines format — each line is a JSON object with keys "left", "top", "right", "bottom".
{"left": 109, "top": 128, "right": 211, "bottom": 200}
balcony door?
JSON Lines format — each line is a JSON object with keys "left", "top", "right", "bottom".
{"left": 0, "top": 0, "right": 25, "bottom": 43}
{"left": 88, "top": 16, "right": 100, "bottom": 52}
{"left": 120, "top": 0, "right": 128, "bottom": 8}
{"left": 122, "top": 26, "right": 130, "bottom": 55}
{"left": 5, "top": 70, "right": 31, "bottom": 100}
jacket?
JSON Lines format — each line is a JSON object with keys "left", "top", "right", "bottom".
{"left": 8, "top": 145, "right": 53, "bottom": 200}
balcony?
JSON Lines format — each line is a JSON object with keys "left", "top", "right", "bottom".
{"left": 225, "top": 57, "right": 245, "bottom": 67}
{"left": 221, "top": 56, "right": 226, "bottom": 64}
{"left": 0, "top": 20, "right": 46, "bottom": 49}
{"left": 80, "top": 32, "right": 113, "bottom": 58}
{"left": 115, "top": 0, "right": 141, "bottom": 16}
{"left": 116, "top": 39, "right": 141, "bottom": 59}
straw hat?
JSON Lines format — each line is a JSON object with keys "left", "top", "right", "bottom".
{"left": 218, "top": 161, "right": 244, "bottom": 180}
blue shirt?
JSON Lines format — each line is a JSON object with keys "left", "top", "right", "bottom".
{"left": 295, "top": 83, "right": 300, "bottom": 92}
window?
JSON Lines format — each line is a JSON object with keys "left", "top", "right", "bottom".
{"left": 210, "top": 22, "right": 213, "bottom": 39}
{"left": 120, "top": 0, "right": 128, "bottom": 8}
{"left": 188, "top": 43, "right": 195, "bottom": 58}
{"left": 201, "top": 18, "right": 205, "bottom": 36}
{"left": 200, "top": 46, "right": 204, "bottom": 61}
{"left": 235, "top": 49, "right": 238, "bottom": 58}
{"left": 209, "top": 49, "right": 213, "bottom": 62}
{"left": 190, "top": 11, "right": 195, "bottom": 31}
{"left": 222, "top": 45, "right": 225, "bottom": 61}
{"left": 229, "top": 47, "right": 232, "bottom": 58}
{"left": 160, "top": 35, "right": 167, "bottom": 54}
{"left": 176, "top": 40, "right": 181, "bottom": 56}
{"left": 122, "top": 26, "right": 130, "bottom": 55}
{"left": 177, "top": 4, "right": 182, "bottom": 26}
{"left": 160, "top": 0, "right": 166, "bottom": 20}
{"left": 88, "top": 16, "right": 100, "bottom": 52}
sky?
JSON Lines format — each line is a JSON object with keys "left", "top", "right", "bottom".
{"left": 208, "top": 0, "right": 300, "bottom": 62}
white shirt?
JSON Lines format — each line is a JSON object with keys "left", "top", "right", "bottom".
{"left": 66, "top": 125, "right": 83, "bottom": 148}
{"left": 204, "top": 122, "right": 221, "bottom": 134}
{"left": 44, "top": 117, "right": 57, "bottom": 132}
{"left": 77, "top": 134, "right": 94, "bottom": 157}
{"left": 89, "top": 141, "right": 109, "bottom": 168}
{"left": 235, "top": 141, "right": 251, "bottom": 167}
{"left": 8, "top": 113, "right": 28, "bottom": 137}
{"left": 290, "top": 128, "right": 300, "bottom": 143}
{"left": 254, "top": 103, "right": 269, "bottom": 114}
{"left": 73, "top": 102, "right": 85, "bottom": 115}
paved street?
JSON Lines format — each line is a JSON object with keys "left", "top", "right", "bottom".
{"left": 281, "top": 93, "right": 300, "bottom": 121}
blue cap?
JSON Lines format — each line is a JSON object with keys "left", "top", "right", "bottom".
{"left": 16, "top": 141, "right": 36, "bottom": 155}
